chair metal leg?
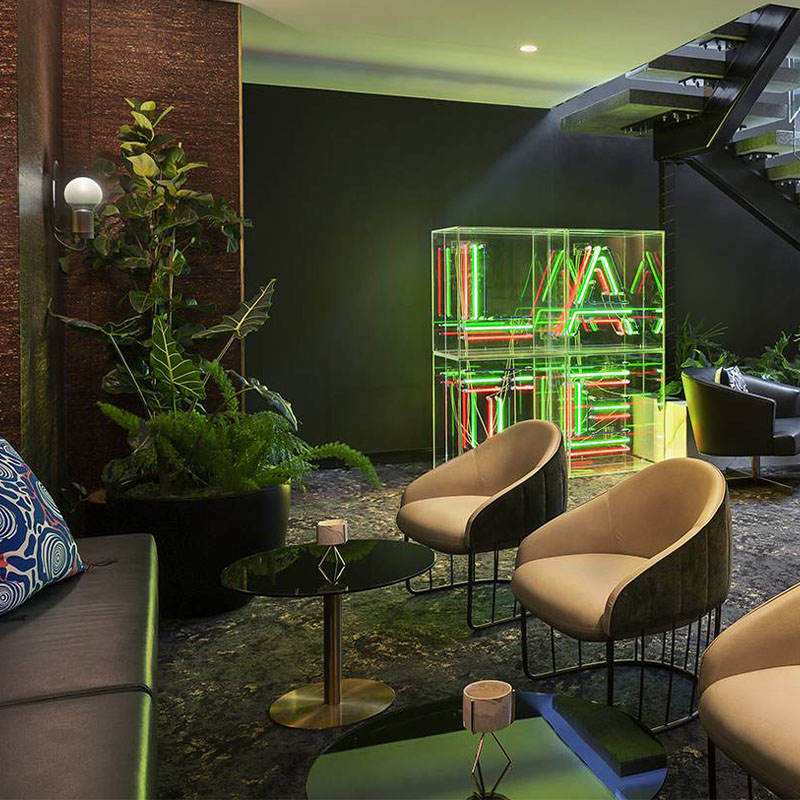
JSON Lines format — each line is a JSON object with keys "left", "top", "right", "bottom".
{"left": 466, "top": 550, "right": 520, "bottom": 631}
{"left": 708, "top": 738, "right": 718, "bottom": 800}
{"left": 405, "top": 538, "right": 520, "bottom": 631}
{"left": 725, "top": 455, "right": 792, "bottom": 494}
{"left": 606, "top": 640, "right": 615, "bottom": 706}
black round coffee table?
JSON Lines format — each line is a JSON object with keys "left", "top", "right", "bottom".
{"left": 306, "top": 692, "right": 668, "bottom": 799}
{"left": 221, "top": 539, "right": 435, "bottom": 730}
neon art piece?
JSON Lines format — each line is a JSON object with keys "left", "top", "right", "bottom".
{"left": 432, "top": 227, "right": 666, "bottom": 475}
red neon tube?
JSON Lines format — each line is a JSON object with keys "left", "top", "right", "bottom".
{"left": 568, "top": 446, "right": 630, "bottom": 457}
{"left": 533, "top": 250, "right": 554, "bottom": 309}
{"left": 466, "top": 333, "right": 534, "bottom": 342}
{"left": 585, "top": 379, "right": 631, "bottom": 387}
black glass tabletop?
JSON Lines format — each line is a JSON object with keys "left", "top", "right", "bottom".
{"left": 306, "top": 692, "right": 668, "bottom": 800}
{"left": 221, "top": 539, "right": 435, "bottom": 598}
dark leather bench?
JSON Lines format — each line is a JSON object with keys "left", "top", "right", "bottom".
{"left": 0, "top": 534, "right": 158, "bottom": 799}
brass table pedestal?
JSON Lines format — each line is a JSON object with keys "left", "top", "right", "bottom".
{"left": 221, "top": 540, "right": 435, "bottom": 732}
{"left": 269, "top": 594, "right": 395, "bottom": 730}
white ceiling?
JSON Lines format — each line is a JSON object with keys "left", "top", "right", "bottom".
{"left": 238, "top": 1, "right": 800, "bottom": 109}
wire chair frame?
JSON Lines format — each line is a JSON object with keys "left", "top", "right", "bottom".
{"left": 404, "top": 540, "right": 521, "bottom": 631}
{"left": 520, "top": 605, "right": 723, "bottom": 733}
{"left": 708, "top": 738, "right": 764, "bottom": 800}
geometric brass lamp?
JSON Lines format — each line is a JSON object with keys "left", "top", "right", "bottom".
{"left": 316, "top": 519, "right": 348, "bottom": 584}
{"left": 463, "top": 680, "right": 514, "bottom": 798}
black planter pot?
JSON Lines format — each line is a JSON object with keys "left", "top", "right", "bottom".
{"left": 105, "top": 484, "right": 289, "bottom": 618}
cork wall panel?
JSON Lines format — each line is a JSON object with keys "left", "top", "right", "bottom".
{"left": 18, "top": 0, "right": 64, "bottom": 490}
{"left": 0, "top": 0, "right": 20, "bottom": 448}
{"left": 61, "top": 0, "right": 243, "bottom": 489}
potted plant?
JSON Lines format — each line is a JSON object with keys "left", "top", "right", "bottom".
{"left": 54, "top": 100, "right": 379, "bottom": 617}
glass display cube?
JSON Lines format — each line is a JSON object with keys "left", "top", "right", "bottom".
{"left": 432, "top": 227, "right": 666, "bottom": 475}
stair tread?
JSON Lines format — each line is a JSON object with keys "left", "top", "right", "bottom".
{"left": 767, "top": 160, "right": 800, "bottom": 181}
{"left": 633, "top": 54, "right": 726, "bottom": 81}
{"left": 702, "top": 21, "right": 751, "bottom": 41}
{"left": 742, "top": 99, "right": 789, "bottom": 129}
{"left": 736, "top": 130, "right": 800, "bottom": 155}
{"left": 561, "top": 87, "right": 704, "bottom": 134}
{"left": 765, "top": 65, "right": 800, "bottom": 92}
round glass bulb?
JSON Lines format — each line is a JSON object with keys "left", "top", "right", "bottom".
{"left": 63, "top": 176, "right": 103, "bottom": 209}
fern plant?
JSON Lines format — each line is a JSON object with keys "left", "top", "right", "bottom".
{"left": 98, "top": 383, "right": 380, "bottom": 496}
{"left": 54, "top": 99, "right": 378, "bottom": 496}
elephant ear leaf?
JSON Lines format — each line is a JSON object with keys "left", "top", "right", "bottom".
{"left": 193, "top": 280, "right": 275, "bottom": 340}
{"left": 230, "top": 371, "right": 297, "bottom": 430}
{"left": 150, "top": 316, "right": 204, "bottom": 400}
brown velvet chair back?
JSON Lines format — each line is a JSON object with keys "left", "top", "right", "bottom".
{"left": 467, "top": 421, "right": 568, "bottom": 552}
{"left": 604, "top": 458, "right": 732, "bottom": 638}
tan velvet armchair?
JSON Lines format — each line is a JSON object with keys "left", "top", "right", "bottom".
{"left": 700, "top": 583, "right": 800, "bottom": 798}
{"left": 397, "top": 420, "right": 567, "bottom": 630}
{"left": 512, "top": 457, "right": 732, "bottom": 731}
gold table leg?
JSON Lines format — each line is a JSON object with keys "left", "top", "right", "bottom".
{"left": 270, "top": 594, "right": 395, "bottom": 729}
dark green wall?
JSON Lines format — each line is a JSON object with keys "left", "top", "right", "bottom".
{"left": 243, "top": 84, "right": 659, "bottom": 454}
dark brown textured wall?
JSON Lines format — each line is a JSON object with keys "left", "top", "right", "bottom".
{"left": 18, "top": 0, "right": 64, "bottom": 490}
{"left": 61, "top": 0, "right": 243, "bottom": 489}
{"left": 0, "top": 0, "right": 20, "bottom": 450}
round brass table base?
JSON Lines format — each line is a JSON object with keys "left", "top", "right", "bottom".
{"left": 270, "top": 678, "right": 396, "bottom": 730}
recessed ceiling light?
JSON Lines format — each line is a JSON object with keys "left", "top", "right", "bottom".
{"left": 519, "top": 44, "right": 538, "bottom": 53}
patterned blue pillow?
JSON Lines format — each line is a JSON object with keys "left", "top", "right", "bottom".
{"left": 0, "top": 438, "right": 85, "bottom": 615}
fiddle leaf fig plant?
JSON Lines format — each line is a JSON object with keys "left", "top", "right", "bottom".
{"left": 54, "top": 99, "right": 379, "bottom": 496}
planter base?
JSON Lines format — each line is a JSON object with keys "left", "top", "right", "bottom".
{"left": 94, "top": 485, "right": 290, "bottom": 617}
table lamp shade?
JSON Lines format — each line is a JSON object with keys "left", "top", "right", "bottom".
{"left": 317, "top": 519, "right": 348, "bottom": 545}
{"left": 463, "top": 680, "right": 514, "bottom": 733}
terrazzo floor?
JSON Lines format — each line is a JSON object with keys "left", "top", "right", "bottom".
{"left": 158, "top": 461, "right": 800, "bottom": 799}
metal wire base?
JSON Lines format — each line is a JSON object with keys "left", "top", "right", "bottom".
{"left": 521, "top": 606, "right": 722, "bottom": 733}
{"left": 405, "top": 545, "right": 520, "bottom": 631}
{"left": 725, "top": 456, "right": 793, "bottom": 495}
{"left": 708, "top": 735, "right": 761, "bottom": 799}
{"left": 725, "top": 473, "right": 793, "bottom": 494}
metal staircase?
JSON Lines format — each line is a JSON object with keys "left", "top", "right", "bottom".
{"left": 561, "top": 4, "right": 800, "bottom": 250}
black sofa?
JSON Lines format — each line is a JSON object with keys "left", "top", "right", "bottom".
{"left": 0, "top": 534, "right": 158, "bottom": 799}
{"left": 682, "top": 366, "right": 800, "bottom": 490}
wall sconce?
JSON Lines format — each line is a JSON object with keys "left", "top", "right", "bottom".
{"left": 51, "top": 159, "right": 103, "bottom": 251}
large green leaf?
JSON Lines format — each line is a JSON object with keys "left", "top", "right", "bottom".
{"left": 193, "top": 281, "right": 275, "bottom": 341}
{"left": 150, "top": 316, "right": 204, "bottom": 400}
{"left": 153, "top": 105, "right": 175, "bottom": 128}
{"left": 231, "top": 372, "right": 298, "bottom": 430}
{"left": 102, "top": 366, "right": 138, "bottom": 394}
{"left": 48, "top": 307, "right": 104, "bottom": 338}
{"left": 128, "top": 289, "right": 154, "bottom": 313}
{"left": 126, "top": 152, "right": 159, "bottom": 178}
{"left": 49, "top": 305, "right": 143, "bottom": 344}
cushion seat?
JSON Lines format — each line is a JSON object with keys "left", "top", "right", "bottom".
{"left": 396, "top": 496, "right": 490, "bottom": 555}
{"left": 511, "top": 553, "right": 648, "bottom": 641}
{"left": 700, "top": 666, "right": 800, "bottom": 798}
{"left": 772, "top": 417, "right": 800, "bottom": 456}
{"left": 0, "top": 534, "right": 157, "bottom": 706}
{"left": 0, "top": 691, "right": 155, "bottom": 800}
